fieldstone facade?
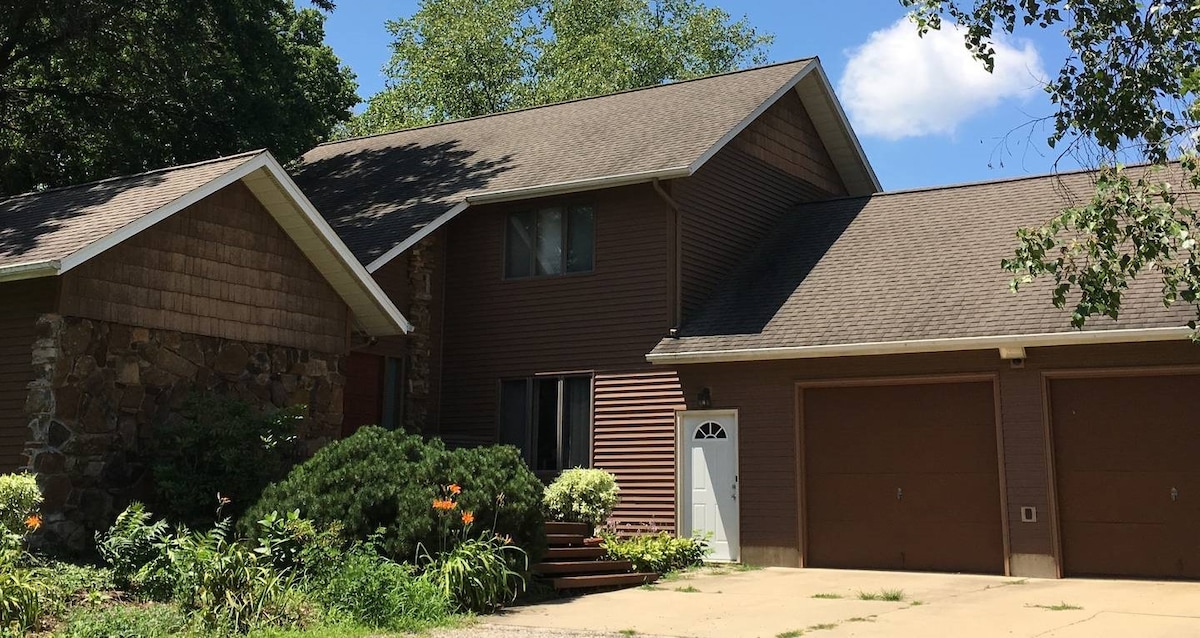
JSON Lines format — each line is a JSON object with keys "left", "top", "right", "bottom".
{"left": 405, "top": 234, "right": 438, "bottom": 433}
{"left": 24, "top": 314, "right": 344, "bottom": 548}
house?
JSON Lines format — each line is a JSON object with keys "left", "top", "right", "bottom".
{"left": 296, "top": 57, "right": 1200, "bottom": 582}
{"left": 0, "top": 150, "right": 408, "bottom": 544}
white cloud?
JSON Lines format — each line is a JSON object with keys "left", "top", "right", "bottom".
{"left": 838, "top": 18, "right": 1047, "bottom": 140}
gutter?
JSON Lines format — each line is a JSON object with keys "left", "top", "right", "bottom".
{"left": 645, "top": 326, "right": 1196, "bottom": 364}
{"left": 0, "top": 260, "right": 60, "bottom": 282}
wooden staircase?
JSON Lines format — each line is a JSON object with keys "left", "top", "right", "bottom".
{"left": 533, "top": 522, "right": 660, "bottom": 590}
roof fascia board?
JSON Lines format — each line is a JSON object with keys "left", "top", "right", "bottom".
{"left": 364, "top": 166, "right": 691, "bottom": 272}
{"left": 58, "top": 155, "right": 268, "bottom": 274}
{"left": 0, "top": 260, "right": 60, "bottom": 282}
{"left": 255, "top": 153, "right": 413, "bottom": 334}
{"left": 801, "top": 63, "right": 882, "bottom": 193}
{"left": 686, "top": 63, "right": 817, "bottom": 176}
{"left": 646, "top": 326, "right": 1194, "bottom": 364}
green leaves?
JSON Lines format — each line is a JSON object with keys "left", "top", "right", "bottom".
{"left": 0, "top": 1, "right": 358, "bottom": 196}
{"left": 1001, "top": 164, "right": 1200, "bottom": 331}
{"left": 345, "top": 0, "right": 773, "bottom": 136}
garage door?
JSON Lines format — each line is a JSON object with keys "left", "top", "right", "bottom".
{"left": 1050, "top": 373, "right": 1200, "bottom": 579}
{"left": 803, "top": 379, "right": 1004, "bottom": 573}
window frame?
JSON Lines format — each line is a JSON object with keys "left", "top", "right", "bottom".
{"left": 497, "top": 372, "right": 594, "bottom": 474}
{"left": 502, "top": 203, "right": 596, "bottom": 280}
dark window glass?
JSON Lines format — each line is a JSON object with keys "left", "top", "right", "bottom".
{"left": 499, "top": 380, "right": 529, "bottom": 460}
{"left": 566, "top": 207, "right": 594, "bottom": 273}
{"left": 563, "top": 376, "right": 591, "bottom": 468}
{"left": 505, "top": 211, "right": 535, "bottom": 278}
{"left": 381, "top": 357, "right": 406, "bottom": 429}
{"left": 535, "top": 208, "right": 564, "bottom": 276}
{"left": 535, "top": 378, "right": 560, "bottom": 471}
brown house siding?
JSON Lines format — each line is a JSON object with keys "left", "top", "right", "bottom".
{"left": 673, "top": 91, "right": 847, "bottom": 320}
{"left": 438, "top": 184, "right": 675, "bottom": 446}
{"left": 0, "top": 279, "right": 57, "bottom": 472}
{"left": 58, "top": 181, "right": 349, "bottom": 354}
{"left": 673, "top": 341, "right": 1200, "bottom": 572}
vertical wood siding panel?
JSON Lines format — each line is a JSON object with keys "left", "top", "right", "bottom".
{"left": 674, "top": 91, "right": 849, "bottom": 321}
{"left": 593, "top": 370, "right": 687, "bottom": 533}
{"left": 0, "top": 280, "right": 57, "bottom": 472}
{"left": 58, "top": 182, "right": 349, "bottom": 353}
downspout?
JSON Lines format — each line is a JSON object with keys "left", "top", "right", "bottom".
{"left": 652, "top": 179, "right": 683, "bottom": 330}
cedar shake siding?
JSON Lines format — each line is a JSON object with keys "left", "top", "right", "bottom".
{"left": 674, "top": 341, "right": 1200, "bottom": 574}
{"left": 58, "top": 181, "right": 350, "bottom": 355}
{"left": 0, "top": 279, "right": 57, "bottom": 472}
{"left": 673, "top": 92, "right": 847, "bottom": 321}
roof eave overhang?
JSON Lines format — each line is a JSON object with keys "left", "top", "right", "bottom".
{"left": 0, "top": 260, "right": 61, "bottom": 282}
{"left": 645, "top": 326, "right": 1195, "bottom": 365}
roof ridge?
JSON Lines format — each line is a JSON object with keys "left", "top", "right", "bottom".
{"left": 316, "top": 58, "right": 816, "bottom": 149}
{"left": 797, "top": 160, "right": 1174, "bottom": 207}
{"left": 1, "top": 149, "right": 265, "bottom": 202}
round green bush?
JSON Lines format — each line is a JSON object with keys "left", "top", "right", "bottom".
{"left": 543, "top": 468, "right": 619, "bottom": 529}
{"left": 244, "top": 427, "right": 545, "bottom": 561}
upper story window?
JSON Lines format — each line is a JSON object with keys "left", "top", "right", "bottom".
{"left": 504, "top": 205, "right": 594, "bottom": 278}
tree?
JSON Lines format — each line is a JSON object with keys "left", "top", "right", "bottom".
{"left": 904, "top": 0, "right": 1200, "bottom": 331}
{"left": 345, "top": 0, "right": 772, "bottom": 136}
{"left": 0, "top": 0, "right": 357, "bottom": 196}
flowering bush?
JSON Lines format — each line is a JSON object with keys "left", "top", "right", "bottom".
{"left": 0, "top": 474, "right": 41, "bottom": 537}
{"left": 543, "top": 468, "right": 620, "bottom": 529}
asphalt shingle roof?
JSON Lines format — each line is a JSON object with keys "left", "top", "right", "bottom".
{"left": 294, "top": 59, "right": 815, "bottom": 265}
{"left": 0, "top": 152, "right": 260, "bottom": 269}
{"left": 650, "top": 167, "right": 1196, "bottom": 358}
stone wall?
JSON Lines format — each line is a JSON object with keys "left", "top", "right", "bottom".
{"left": 24, "top": 314, "right": 344, "bottom": 548}
{"left": 405, "top": 234, "right": 437, "bottom": 433}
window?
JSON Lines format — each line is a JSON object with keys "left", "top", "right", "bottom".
{"left": 499, "top": 375, "right": 592, "bottom": 472}
{"left": 380, "top": 356, "right": 406, "bottom": 429}
{"left": 504, "top": 205, "right": 594, "bottom": 278}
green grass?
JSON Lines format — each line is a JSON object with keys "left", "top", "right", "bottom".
{"left": 675, "top": 585, "right": 701, "bottom": 593}
{"left": 638, "top": 583, "right": 664, "bottom": 591}
{"left": 1027, "top": 602, "right": 1083, "bottom": 611}
{"left": 857, "top": 588, "right": 906, "bottom": 602}
{"left": 909, "top": 600, "right": 925, "bottom": 606}
{"left": 807, "top": 623, "right": 838, "bottom": 631}
{"left": 1006, "top": 579, "right": 1029, "bottom": 585}
{"left": 775, "top": 631, "right": 804, "bottom": 638}
{"left": 847, "top": 616, "right": 876, "bottom": 623}
{"left": 618, "top": 630, "right": 639, "bottom": 636}
{"left": 811, "top": 592, "right": 843, "bottom": 599}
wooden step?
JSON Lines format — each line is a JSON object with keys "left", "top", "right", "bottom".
{"left": 550, "top": 572, "right": 660, "bottom": 591}
{"left": 546, "top": 533, "right": 587, "bottom": 546}
{"left": 533, "top": 560, "right": 634, "bottom": 575}
{"left": 544, "top": 546, "right": 607, "bottom": 560}
{"left": 544, "top": 521, "right": 591, "bottom": 535}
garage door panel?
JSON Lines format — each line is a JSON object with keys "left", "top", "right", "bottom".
{"left": 807, "top": 521, "right": 904, "bottom": 570}
{"left": 803, "top": 380, "right": 1003, "bottom": 574}
{"left": 1051, "top": 373, "right": 1200, "bottom": 579}
{"left": 899, "top": 473, "right": 1006, "bottom": 523}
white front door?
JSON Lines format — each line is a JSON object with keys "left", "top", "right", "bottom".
{"left": 680, "top": 410, "right": 739, "bottom": 562}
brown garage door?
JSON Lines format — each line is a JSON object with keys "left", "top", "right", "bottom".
{"left": 803, "top": 379, "right": 1004, "bottom": 574}
{"left": 1050, "top": 373, "right": 1200, "bottom": 579}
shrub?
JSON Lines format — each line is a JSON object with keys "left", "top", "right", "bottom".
{"left": 95, "top": 503, "right": 176, "bottom": 599}
{"left": 152, "top": 393, "right": 302, "bottom": 527}
{"left": 312, "top": 548, "right": 451, "bottom": 631}
{"left": 543, "top": 468, "right": 619, "bottom": 529}
{"left": 253, "top": 510, "right": 345, "bottom": 579}
{"left": 245, "top": 427, "right": 544, "bottom": 561}
{"left": 0, "top": 568, "right": 41, "bottom": 636}
{"left": 424, "top": 535, "right": 526, "bottom": 613}
{"left": 0, "top": 473, "right": 41, "bottom": 535}
{"left": 601, "top": 532, "right": 709, "bottom": 574}
{"left": 55, "top": 602, "right": 191, "bottom": 638}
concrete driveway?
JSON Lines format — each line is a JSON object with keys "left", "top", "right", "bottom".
{"left": 486, "top": 567, "right": 1200, "bottom": 637}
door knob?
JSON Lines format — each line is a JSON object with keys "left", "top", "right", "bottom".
{"left": 897, "top": 488, "right": 903, "bottom": 501}
{"left": 1171, "top": 487, "right": 1179, "bottom": 502}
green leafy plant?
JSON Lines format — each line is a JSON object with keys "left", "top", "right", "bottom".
{"left": 601, "top": 532, "right": 709, "bottom": 574}
{"left": 245, "top": 427, "right": 544, "bottom": 561}
{"left": 0, "top": 474, "right": 41, "bottom": 536}
{"left": 0, "top": 567, "right": 42, "bottom": 636}
{"left": 543, "top": 468, "right": 619, "bottom": 529}
{"left": 152, "top": 393, "right": 302, "bottom": 527}
{"left": 424, "top": 535, "right": 527, "bottom": 613}
{"left": 253, "top": 510, "right": 345, "bottom": 579}
{"left": 95, "top": 503, "right": 176, "bottom": 599}
{"left": 54, "top": 602, "right": 192, "bottom": 638}
{"left": 312, "top": 547, "right": 451, "bottom": 630}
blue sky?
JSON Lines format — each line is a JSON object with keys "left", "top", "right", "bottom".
{"left": 311, "top": 1, "right": 1076, "bottom": 190}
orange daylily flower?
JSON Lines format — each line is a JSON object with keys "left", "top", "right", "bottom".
{"left": 461, "top": 511, "right": 475, "bottom": 525}
{"left": 24, "top": 514, "right": 41, "bottom": 531}
{"left": 448, "top": 484, "right": 462, "bottom": 495}
{"left": 433, "top": 498, "right": 457, "bottom": 511}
